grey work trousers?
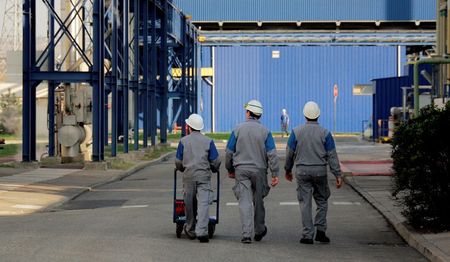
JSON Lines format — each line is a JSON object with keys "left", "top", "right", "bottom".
{"left": 233, "top": 169, "right": 270, "bottom": 238}
{"left": 183, "top": 178, "right": 212, "bottom": 237}
{"left": 296, "top": 174, "right": 330, "bottom": 239}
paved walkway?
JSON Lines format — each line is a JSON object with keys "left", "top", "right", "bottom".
{"left": 0, "top": 136, "right": 448, "bottom": 261}
{"left": 0, "top": 153, "right": 174, "bottom": 216}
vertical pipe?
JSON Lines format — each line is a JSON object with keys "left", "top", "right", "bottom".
{"left": 181, "top": 16, "right": 187, "bottom": 137}
{"left": 397, "top": 45, "right": 402, "bottom": 77}
{"left": 414, "top": 62, "right": 420, "bottom": 116}
{"left": 30, "top": 0, "right": 37, "bottom": 161}
{"left": 160, "top": 0, "right": 168, "bottom": 144}
{"left": 92, "top": 0, "right": 101, "bottom": 161}
{"left": 211, "top": 46, "right": 215, "bottom": 133}
{"left": 123, "top": 0, "right": 129, "bottom": 153}
{"left": 142, "top": 0, "right": 149, "bottom": 147}
{"left": 150, "top": 0, "right": 157, "bottom": 146}
{"left": 111, "top": 0, "right": 118, "bottom": 156}
{"left": 133, "top": 0, "right": 140, "bottom": 150}
{"left": 100, "top": 0, "right": 105, "bottom": 160}
{"left": 48, "top": 0, "right": 55, "bottom": 157}
{"left": 22, "top": 0, "right": 31, "bottom": 162}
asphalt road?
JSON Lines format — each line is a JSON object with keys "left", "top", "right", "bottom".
{"left": 0, "top": 153, "right": 426, "bottom": 262}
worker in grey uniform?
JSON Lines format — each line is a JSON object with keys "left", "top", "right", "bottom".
{"left": 175, "top": 114, "right": 221, "bottom": 243}
{"left": 285, "top": 101, "right": 343, "bottom": 244}
{"left": 225, "top": 99, "right": 280, "bottom": 244}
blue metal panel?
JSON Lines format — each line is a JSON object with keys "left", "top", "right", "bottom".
{"left": 174, "top": 0, "right": 435, "bottom": 21}
{"left": 372, "top": 77, "right": 409, "bottom": 139}
{"left": 214, "top": 46, "right": 400, "bottom": 132}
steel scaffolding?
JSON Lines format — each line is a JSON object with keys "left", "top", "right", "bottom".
{"left": 22, "top": 0, "right": 198, "bottom": 162}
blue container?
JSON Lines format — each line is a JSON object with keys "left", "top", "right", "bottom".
{"left": 372, "top": 64, "right": 432, "bottom": 139}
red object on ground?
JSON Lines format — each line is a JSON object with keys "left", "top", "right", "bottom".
{"left": 340, "top": 160, "right": 393, "bottom": 176}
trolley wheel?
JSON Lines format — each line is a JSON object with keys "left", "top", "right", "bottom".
{"left": 176, "top": 223, "right": 183, "bottom": 238}
{"left": 208, "top": 222, "right": 216, "bottom": 239}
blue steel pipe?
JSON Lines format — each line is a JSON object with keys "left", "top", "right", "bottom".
{"left": 160, "top": 0, "right": 169, "bottom": 144}
{"left": 122, "top": 0, "right": 130, "bottom": 153}
{"left": 142, "top": 0, "right": 149, "bottom": 148}
{"left": 22, "top": 0, "right": 31, "bottom": 162}
{"left": 111, "top": 0, "right": 118, "bottom": 156}
{"left": 133, "top": 0, "right": 140, "bottom": 150}
{"left": 92, "top": 0, "right": 102, "bottom": 161}
{"left": 48, "top": 0, "right": 55, "bottom": 157}
{"left": 30, "top": 0, "right": 37, "bottom": 161}
{"left": 150, "top": 2, "right": 157, "bottom": 146}
{"left": 181, "top": 16, "right": 187, "bottom": 137}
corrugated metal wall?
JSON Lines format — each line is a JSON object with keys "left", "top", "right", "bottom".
{"left": 174, "top": 0, "right": 435, "bottom": 21}
{"left": 372, "top": 76, "right": 409, "bottom": 139}
{"left": 203, "top": 46, "right": 402, "bottom": 133}
{"left": 372, "top": 64, "right": 433, "bottom": 139}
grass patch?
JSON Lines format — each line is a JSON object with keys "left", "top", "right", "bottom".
{"left": 109, "top": 161, "right": 135, "bottom": 170}
{"left": 0, "top": 133, "right": 20, "bottom": 141}
{"left": 0, "top": 144, "right": 20, "bottom": 158}
{"left": 142, "top": 146, "right": 176, "bottom": 160}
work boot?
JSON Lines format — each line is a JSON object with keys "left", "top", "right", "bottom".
{"left": 254, "top": 226, "right": 267, "bottom": 241}
{"left": 241, "top": 237, "right": 252, "bottom": 244}
{"left": 197, "top": 236, "right": 209, "bottom": 243}
{"left": 315, "top": 230, "right": 330, "bottom": 243}
{"left": 300, "top": 238, "right": 314, "bottom": 244}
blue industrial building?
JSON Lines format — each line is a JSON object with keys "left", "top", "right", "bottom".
{"left": 175, "top": 0, "right": 436, "bottom": 133}
{"left": 175, "top": 0, "right": 435, "bottom": 21}
{"left": 199, "top": 46, "right": 403, "bottom": 133}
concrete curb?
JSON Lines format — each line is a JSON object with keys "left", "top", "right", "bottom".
{"left": 344, "top": 177, "right": 450, "bottom": 262}
{"left": 41, "top": 151, "right": 176, "bottom": 212}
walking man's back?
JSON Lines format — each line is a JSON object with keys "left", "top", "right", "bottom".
{"left": 285, "top": 101, "right": 343, "bottom": 244}
{"left": 225, "top": 99, "right": 280, "bottom": 244}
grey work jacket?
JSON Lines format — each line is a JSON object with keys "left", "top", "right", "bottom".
{"left": 225, "top": 118, "right": 280, "bottom": 177}
{"left": 285, "top": 121, "right": 341, "bottom": 177}
{"left": 175, "top": 131, "right": 221, "bottom": 181}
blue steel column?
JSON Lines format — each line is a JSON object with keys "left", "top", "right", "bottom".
{"left": 92, "top": 0, "right": 103, "bottom": 161}
{"left": 111, "top": 0, "right": 118, "bottom": 156}
{"left": 133, "top": 0, "right": 140, "bottom": 150}
{"left": 160, "top": 0, "right": 168, "bottom": 144}
{"left": 30, "top": 0, "right": 37, "bottom": 161}
{"left": 122, "top": 0, "right": 130, "bottom": 153}
{"left": 22, "top": 0, "right": 31, "bottom": 162}
{"left": 100, "top": 0, "right": 105, "bottom": 160}
{"left": 142, "top": 0, "right": 149, "bottom": 147}
{"left": 149, "top": 1, "right": 157, "bottom": 146}
{"left": 47, "top": 0, "right": 56, "bottom": 157}
{"left": 181, "top": 16, "right": 187, "bottom": 137}
{"left": 193, "top": 33, "right": 198, "bottom": 113}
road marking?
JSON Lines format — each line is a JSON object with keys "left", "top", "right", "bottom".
{"left": 226, "top": 202, "right": 238, "bottom": 206}
{"left": 332, "top": 201, "right": 361, "bottom": 206}
{"left": 121, "top": 205, "right": 149, "bottom": 209}
{"left": 280, "top": 202, "right": 299, "bottom": 206}
{"left": 12, "top": 204, "right": 43, "bottom": 210}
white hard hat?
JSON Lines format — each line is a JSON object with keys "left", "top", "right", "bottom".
{"left": 185, "top": 114, "right": 204, "bottom": 130}
{"left": 245, "top": 99, "right": 263, "bottom": 115}
{"left": 303, "top": 101, "right": 320, "bottom": 119}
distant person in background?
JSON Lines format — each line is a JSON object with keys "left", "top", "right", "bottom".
{"left": 281, "top": 109, "right": 290, "bottom": 137}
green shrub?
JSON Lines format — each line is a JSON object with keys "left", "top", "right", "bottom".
{"left": 392, "top": 102, "right": 450, "bottom": 232}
